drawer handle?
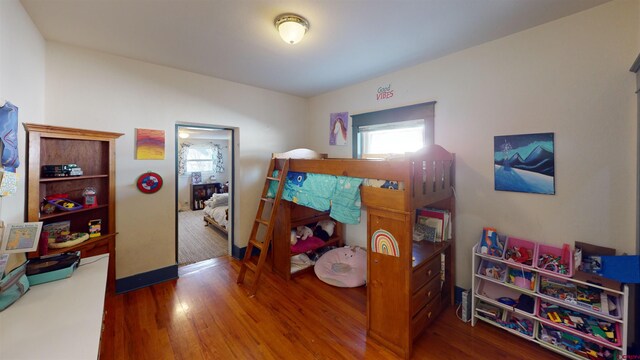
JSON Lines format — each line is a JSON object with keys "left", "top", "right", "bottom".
{"left": 427, "top": 269, "right": 432, "bottom": 277}
{"left": 427, "top": 291, "right": 432, "bottom": 297}
{"left": 427, "top": 311, "right": 432, "bottom": 319}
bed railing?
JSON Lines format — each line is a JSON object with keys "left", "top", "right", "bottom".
{"left": 271, "top": 145, "right": 455, "bottom": 212}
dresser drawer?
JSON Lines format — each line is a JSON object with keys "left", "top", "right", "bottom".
{"left": 412, "top": 256, "right": 441, "bottom": 290}
{"left": 411, "top": 294, "right": 441, "bottom": 339}
{"left": 411, "top": 275, "right": 441, "bottom": 315}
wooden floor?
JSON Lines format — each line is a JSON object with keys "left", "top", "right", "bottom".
{"left": 100, "top": 256, "right": 563, "bottom": 360}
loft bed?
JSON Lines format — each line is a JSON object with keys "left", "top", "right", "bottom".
{"left": 269, "top": 145, "right": 455, "bottom": 359}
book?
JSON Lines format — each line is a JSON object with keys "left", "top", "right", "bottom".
{"left": 416, "top": 208, "right": 451, "bottom": 242}
{"left": 418, "top": 217, "right": 442, "bottom": 242}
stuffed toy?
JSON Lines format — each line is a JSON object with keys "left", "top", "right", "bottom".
{"left": 313, "top": 220, "right": 336, "bottom": 241}
{"left": 381, "top": 180, "right": 399, "bottom": 190}
{"left": 287, "top": 172, "right": 307, "bottom": 187}
{"left": 290, "top": 230, "right": 298, "bottom": 246}
{"left": 296, "top": 225, "right": 313, "bottom": 240}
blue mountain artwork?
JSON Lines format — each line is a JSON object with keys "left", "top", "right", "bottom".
{"left": 494, "top": 133, "right": 554, "bottom": 194}
{"left": 495, "top": 145, "right": 554, "bottom": 176}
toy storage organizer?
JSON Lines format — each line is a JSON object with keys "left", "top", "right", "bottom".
{"left": 472, "top": 243, "right": 629, "bottom": 359}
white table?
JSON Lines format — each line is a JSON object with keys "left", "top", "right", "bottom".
{"left": 0, "top": 255, "right": 109, "bottom": 360}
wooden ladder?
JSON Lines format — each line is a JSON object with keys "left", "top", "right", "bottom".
{"left": 237, "top": 158, "right": 289, "bottom": 296}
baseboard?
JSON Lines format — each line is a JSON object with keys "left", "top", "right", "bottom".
{"left": 232, "top": 244, "right": 260, "bottom": 260}
{"left": 232, "top": 244, "right": 243, "bottom": 259}
{"left": 115, "top": 264, "right": 178, "bottom": 294}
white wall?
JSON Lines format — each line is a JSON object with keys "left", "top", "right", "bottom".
{"left": 0, "top": 0, "right": 45, "bottom": 224}
{"left": 308, "top": 0, "right": 639, "bottom": 289}
{"left": 45, "top": 42, "right": 308, "bottom": 278}
{"left": 177, "top": 137, "right": 230, "bottom": 211}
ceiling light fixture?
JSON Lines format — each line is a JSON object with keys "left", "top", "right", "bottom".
{"left": 178, "top": 132, "right": 189, "bottom": 139}
{"left": 275, "top": 14, "right": 309, "bottom": 45}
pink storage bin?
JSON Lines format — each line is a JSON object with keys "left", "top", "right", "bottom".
{"left": 536, "top": 243, "right": 573, "bottom": 278}
{"left": 503, "top": 236, "right": 537, "bottom": 268}
{"left": 536, "top": 299, "right": 622, "bottom": 347}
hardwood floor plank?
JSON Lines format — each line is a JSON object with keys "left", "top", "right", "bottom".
{"left": 101, "top": 256, "right": 563, "bottom": 359}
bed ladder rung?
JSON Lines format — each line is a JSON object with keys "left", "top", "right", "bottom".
{"left": 249, "top": 239, "right": 265, "bottom": 250}
{"left": 237, "top": 157, "right": 290, "bottom": 296}
{"left": 243, "top": 259, "right": 257, "bottom": 272}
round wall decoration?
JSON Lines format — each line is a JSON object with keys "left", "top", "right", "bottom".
{"left": 137, "top": 171, "right": 163, "bottom": 194}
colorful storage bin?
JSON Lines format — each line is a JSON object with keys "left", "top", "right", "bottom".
{"left": 536, "top": 243, "right": 574, "bottom": 278}
{"left": 475, "top": 278, "right": 538, "bottom": 314}
{"left": 503, "top": 236, "right": 537, "bottom": 268}
{"left": 537, "top": 323, "right": 619, "bottom": 360}
{"left": 537, "top": 300, "right": 621, "bottom": 346}
{"left": 537, "top": 275, "right": 621, "bottom": 319}
{"left": 477, "top": 259, "right": 507, "bottom": 282}
{"left": 506, "top": 266, "right": 537, "bottom": 291}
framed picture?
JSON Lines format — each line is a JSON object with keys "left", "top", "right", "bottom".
{"left": 329, "top": 112, "right": 348, "bottom": 146}
{"left": 135, "top": 128, "right": 165, "bottom": 160}
{"left": 494, "top": 132, "right": 555, "bottom": 195}
{"left": 0, "top": 222, "right": 44, "bottom": 253}
{"left": 192, "top": 171, "right": 202, "bottom": 184}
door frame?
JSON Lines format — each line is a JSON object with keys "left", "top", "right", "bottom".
{"left": 174, "top": 122, "right": 237, "bottom": 265}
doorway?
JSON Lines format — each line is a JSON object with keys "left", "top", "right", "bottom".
{"left": 175, "top": 124, "right": 234, "bottom": 266}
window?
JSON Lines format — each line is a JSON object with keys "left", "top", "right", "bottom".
{"left": 352, "top": 102, "right": 435, "bottom": 159}
{"left": 186, "top": 144, "right": 215, "bottom": 173}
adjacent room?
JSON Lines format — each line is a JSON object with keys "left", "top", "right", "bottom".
{"left": 176, "top": 125, "right": 232, "bottom": 266}
{"left": 1, "top": 0, "right": 638, "bottom": 359}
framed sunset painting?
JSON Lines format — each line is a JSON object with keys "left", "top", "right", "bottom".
{"left": 136, "top": 128, "right": 165, "bottom": 160}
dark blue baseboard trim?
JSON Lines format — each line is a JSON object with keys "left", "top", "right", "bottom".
{"left": 115, "top": 264, "right": 178, "bottom": 294}
{"left": 232, "top": 244, "right": 261, "bottom": 260}
{"left": 232, "top": 244, "right": 243, "bottom": 259}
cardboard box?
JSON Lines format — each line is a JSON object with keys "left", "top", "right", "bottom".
{"left": 574, "top": 241, "right": 622, "bottom": 290}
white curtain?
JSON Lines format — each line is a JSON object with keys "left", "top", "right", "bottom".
{"left": 178, "top": 142, "right": 191, "bottom": 175}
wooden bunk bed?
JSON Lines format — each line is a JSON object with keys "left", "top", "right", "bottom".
{"left": 269, "top": 145, "right": 455, "bottom": 359}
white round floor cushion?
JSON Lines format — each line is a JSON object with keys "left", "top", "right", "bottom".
{"left": 314, "top": 246, "right": 366, "bottom": 287}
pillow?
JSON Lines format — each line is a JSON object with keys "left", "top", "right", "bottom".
{"left": 314, "top": 246, "right": 366, "bottom": 288}
{"left": 290, "top": 236, "right": 325, "bottom": 254}
{"left": 205, "top": 193, "right": 228, "bottom": 208}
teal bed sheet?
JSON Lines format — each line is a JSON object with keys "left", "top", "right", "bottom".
{"left": 266, "top": 170, "right": 363, "bottom": 224}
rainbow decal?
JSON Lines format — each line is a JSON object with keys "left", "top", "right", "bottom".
{"left": 371, "top": 229, "right": 400, "bottom": 257}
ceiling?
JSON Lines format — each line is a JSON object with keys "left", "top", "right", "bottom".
{"left": 21, "top": 0, "right": 610, "bottom": 98}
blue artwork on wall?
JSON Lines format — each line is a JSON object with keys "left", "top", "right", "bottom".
{"left": 494, "top": 132, "right": 555, "bottom": 195}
